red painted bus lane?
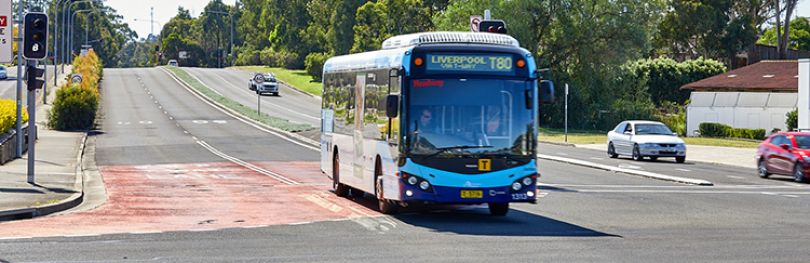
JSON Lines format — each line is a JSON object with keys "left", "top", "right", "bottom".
{"left": 0, "top": 162, "right": 380, "bottom": 238}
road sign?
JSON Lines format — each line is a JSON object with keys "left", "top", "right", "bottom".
{"left": 470, "top": 16, "right": 482, "bottom": 32}
{"left": 0, "top": 0, "right": 12, "bottom": 63}
{"left": 253, "top": 73, "right": 265, "bottom": 83}
{"left": 71, "top": 74, "right": 82, "bottom": 84}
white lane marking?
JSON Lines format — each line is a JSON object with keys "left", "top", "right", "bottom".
{"left": 783, "top": 195, "right": 799, "bottom": 198}
{"left": 196, "top": 140, "right": 299, "bottom": 185}
{"left": 618, "top": 164, "right": 643, "bottom": 170}
{"left": 213, "top": 73, "right": 320, "bottom": 121}
{"left": 557, "top": 152, "right": 569, "bottom": 156}
{"left": 161, "top": 67, "right": 320, "bottom": 152}
{"left": 676, "top": 168, "right": 691, "bottom": 172}
{"left": 761, "top": 192, "right": 777, "bottom": 195}
{"left": 192, "top": 120, "right": 209, "bottom": 124}
{"left": 726, "top": 175, "right": 744, "bottom": 179}
{"left": 212, "top": 120, "right": 228, "bottom": 124}
{"left": 138, "top": 121, "right": 153, "bottom": 124}
{"left": 589, "top": 157, "right": 604, "bottom": 160}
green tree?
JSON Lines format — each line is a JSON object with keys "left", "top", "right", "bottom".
{"left": 758, "top": 17, "right": 810, "bottom": 51}
{"left": 351, "top": 0, "right": 433, "bottom": 53}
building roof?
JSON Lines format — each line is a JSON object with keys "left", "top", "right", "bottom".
{"left": 681, "top": 60, "right": 797, "bottom": 92}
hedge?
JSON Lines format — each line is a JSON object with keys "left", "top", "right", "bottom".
{"left": 698, "top": 122, "right": 765, "bottom": 140}
{"left": 0, "top": 99, "right": 28, "bottom": 134}
{"left": 49, "top": 49, "right": 102, "bottom": 130}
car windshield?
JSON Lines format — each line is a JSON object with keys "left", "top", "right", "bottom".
{"left": 794, "top": 135, "right": 810, "bottom": 149}
{"left": 635, "top": 124, "right": 673, "bottom": 135}
{"left": 406, "top": 78, "right": 535, "bottom": 157}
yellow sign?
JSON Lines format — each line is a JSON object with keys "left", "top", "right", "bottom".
{"left": 478, "top": 158, "right": 492, "bottom": 171}
{"left": 460, "top": 190, "right": 483, "bottom": 199}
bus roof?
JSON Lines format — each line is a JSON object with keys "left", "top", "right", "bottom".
{"left": 324, "top": 32, "right": 523, "bottom": 74}
{"left": 382, "top": 32, "right": 519, "bottom": 50}
{"left": 324, "top": 47, "right": 412, "bottom": 74}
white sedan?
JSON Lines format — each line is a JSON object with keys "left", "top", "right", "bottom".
{"left": 607, "top": 120, "right": 686, "bottom": 163}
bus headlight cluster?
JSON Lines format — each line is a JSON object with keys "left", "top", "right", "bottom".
{"left": 511, "top": 175, "right": 536, "bottom": 192}
{"left": 403, "top": 173, "right": 432, "bottom": 192}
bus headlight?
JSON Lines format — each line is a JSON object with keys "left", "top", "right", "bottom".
{"left": 407, "top": 176, "right": 418, "bottom": 185}
{"left": 511, "top": 182, "right": 522, "bottom": 191}
{"left": 522, "top": 177, "right": 533, "bottom": 186}
{"left": 419, "top": 181, "right": 430, "bottom": 190}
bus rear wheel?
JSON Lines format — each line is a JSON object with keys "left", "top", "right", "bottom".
{"left": 333, "top": 153, "right": 349, "bottom": 197}
{"left": 488, "top": 203, "right": 509, "bottom": 216}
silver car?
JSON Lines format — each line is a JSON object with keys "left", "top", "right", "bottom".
{"left": 0, "top": 65, "right": 7, "bottom": 80}
{"left": 607, "top": 120, "right": 686, "bottom": 163}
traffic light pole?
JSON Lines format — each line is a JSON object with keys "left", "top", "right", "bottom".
{"left": 27, "top": 60, "right": 36, "bottom": 183}
{"left": 14, "top": 0, "right": 22, "bottom": 158}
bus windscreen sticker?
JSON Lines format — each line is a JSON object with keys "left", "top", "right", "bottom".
{"left": 426, "top": 54, "right": 513, "bottom": 73}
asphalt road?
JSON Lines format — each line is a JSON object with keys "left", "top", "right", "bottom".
{"left": 1, "top": 67, "right": 810, "bottom": 262}
{"left": 182, "top": 67, "right": 322, "bottom": 128}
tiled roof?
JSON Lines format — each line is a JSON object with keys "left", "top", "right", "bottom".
{"left": 681, "top": 60, "right": 797, "bottom": 92}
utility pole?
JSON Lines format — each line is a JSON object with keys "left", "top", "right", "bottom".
{"left": 15, "top": 0, "right": 23, "bottom": 157}
{"left": 565, "top": 83, "right": 569, "bottom": 143}
{"left": 150, "top": 7, "right": 153, "bottom": 37}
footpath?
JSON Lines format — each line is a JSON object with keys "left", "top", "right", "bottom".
{"left": 0, "top": 66, "right": 89, "bottom": 220}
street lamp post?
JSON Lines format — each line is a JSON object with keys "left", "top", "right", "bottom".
{"left": 69, "top": 9, "right": 92, "bottom": 64}
{"left": 63, "top": 0, "right": 94, "bottom": 71}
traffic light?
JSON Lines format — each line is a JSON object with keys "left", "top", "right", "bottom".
{"left": 23, "top": 12, "right": 48, "bottom": 60}
{"left": 479, "top": 20, "right": 507, "bottom": 34}
{"left": 26, "top": 65, "right": 45, "bottom": 91}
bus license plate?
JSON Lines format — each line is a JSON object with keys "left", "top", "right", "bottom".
{"left": 461, "top": 190, "right": 483, "bottom": 199}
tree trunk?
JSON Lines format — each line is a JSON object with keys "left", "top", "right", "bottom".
{"left": 779, "top": 0, "right": 797, "bottom": 59}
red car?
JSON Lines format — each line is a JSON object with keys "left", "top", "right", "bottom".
{"left": 757, "top": 132, "right": 810, "bottom": 183}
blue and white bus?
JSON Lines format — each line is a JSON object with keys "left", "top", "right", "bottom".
{"left": 320, "top": 32, "right": 554, "bottom": 215}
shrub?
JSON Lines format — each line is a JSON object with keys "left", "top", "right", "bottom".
{"left": 699, "top": 122, "right": 730, "bottom": 137}
{"left": 698, "top": 122, "right": 766, "bottom": 140}
{"left": 787, "top": 108, "right": 798, "bottom": 131}
{"left": 49, "top": 85, "right": 99, "bottom": 130}
{"left": 0, "top": 99, "right": 28, "bottom": 134}
{"left": 305, "top": 52, "right": 330, "bottom": 82}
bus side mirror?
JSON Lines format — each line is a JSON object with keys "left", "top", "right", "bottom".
{"left": 386, "top": 94, "right": 399, "bottom": 118}
{"left": 539, "top": 80, "right": 555, "bottom": 104}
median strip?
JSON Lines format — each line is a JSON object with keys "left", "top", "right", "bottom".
{"left": 538, "top": 154, "right": 714, "bottom": 186}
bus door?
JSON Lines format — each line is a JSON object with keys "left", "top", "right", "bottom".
{"left": 353, "top": 73, "right": 366, "bottom": 182}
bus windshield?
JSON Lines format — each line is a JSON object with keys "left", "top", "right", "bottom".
{"left": 407, "top": 78, "right": 535, "bottom": 157}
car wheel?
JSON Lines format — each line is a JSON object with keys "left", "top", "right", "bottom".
{"left": 333, "top": 153, "right": 349, "bottom": 197}
{"left": 607, "top": 142, "right": 618, "bottom": 158}
{"left": 758, "top": 158, "right": 770, "bottom": 178}
{"left": 375, "top": 173, "right": 398, "bottom": 214}
{"left": 632, "top": 144, "right": 643, "bottom": 161}
{"left": 793, "top": 163, "right": 806, "bottom": 183}
{"left": 675, "top": 156, "right": 685, "bottom": 163}
{"left": 488, "top": 203, "right": 509, "bottom": 216}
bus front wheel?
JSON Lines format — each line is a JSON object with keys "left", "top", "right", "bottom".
{"left": 488, "top": 203, "right": 509, "bottom": 216}
{"left": 375, "top": 173, "right": 398, "bottom": 214}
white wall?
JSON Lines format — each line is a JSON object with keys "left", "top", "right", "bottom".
{"left": 686, "top": 92, "right": 797, "bottom": 136}
{"left": 800, "top": 59, "right": 810, "bottom": 130}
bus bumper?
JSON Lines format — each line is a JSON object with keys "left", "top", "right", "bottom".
{"left": 399, "top": 182, "right": 537, "bottom": 204}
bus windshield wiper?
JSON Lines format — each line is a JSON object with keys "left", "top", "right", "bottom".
{"left": 424, "top": 145, "right": 493, "bottom": 159}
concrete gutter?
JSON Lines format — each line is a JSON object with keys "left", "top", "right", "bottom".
{"left": 538, "top": 153, "right": 714, "bottom": 186}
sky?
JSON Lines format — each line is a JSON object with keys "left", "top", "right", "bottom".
{"left": 106, "top": 0, "right": 236, "bottom": 40}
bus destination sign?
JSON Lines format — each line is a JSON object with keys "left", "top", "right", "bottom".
{"left": 426, "top": 54, "right": 513, "bottom": 73}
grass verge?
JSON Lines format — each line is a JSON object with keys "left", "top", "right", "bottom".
{"left": 229, "top": 66, "right": 322, "bottom": 97}
{"left": 539, "top": 128, "right": 760, "bottom": 148}
{"left": 164, "top": 66, "right": 313, "bottom": 132}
